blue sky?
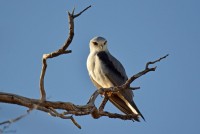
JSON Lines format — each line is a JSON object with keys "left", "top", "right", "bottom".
{"left": 0, "top": 0, "right": 200, "bottom": 134}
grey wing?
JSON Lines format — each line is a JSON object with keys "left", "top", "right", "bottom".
{"left": 106, "top": 52, "right": 128, "bottom": 86}
{"left": 97, "top": 51, "right": 133, "bottom": 100}
{"left": 97, "top": 51, "right": 144, "bottom": 121}
{"left": 97, "top": 51, "right": 128, "bottom": 85}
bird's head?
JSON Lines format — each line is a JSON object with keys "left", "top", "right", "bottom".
{"left": 89, "top": 36, "right": 108, "bottom": 52}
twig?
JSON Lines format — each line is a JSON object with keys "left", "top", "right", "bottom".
{"left": 0, "top": 110, "right": 31, "bottom": 125}
{"left": 70, "top": 116, "right": 81, "bottom": 129}
{"left": 73, "top": 5, "right": 92, "bottom": 18}
{"left": 48, "top": 107, "right": 81, "bottom": 129}
{"left": 0, "top": 109, "right": 32, "bottom": 133}
{"left": 146, "top": 54, "right": 169, "bottom": 69}
{"left": 122, "top": 54, "right": 169, "bottom": 89}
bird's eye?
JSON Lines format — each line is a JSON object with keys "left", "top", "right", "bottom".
{"left": 104, "top": 41, "right": 107, "bottom": 45}
{"left": 93, "top": 42, "right": 98, "bottom": 46}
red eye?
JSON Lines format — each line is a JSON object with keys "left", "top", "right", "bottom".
{"left": 93, "top": 42, "right": 98, "bottom": 46}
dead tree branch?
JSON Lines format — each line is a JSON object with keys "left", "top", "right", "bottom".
{"left": 0, "top": 109, "right": 31, "bottom": 133}
{"left": 0, "top": 53, "right": 168, "bottom": 128}
{"left": 39, "top": 5, "right": 91, "bottom": 102}
{"left": 0, "top": 5, "right": 168, "bottom": 129}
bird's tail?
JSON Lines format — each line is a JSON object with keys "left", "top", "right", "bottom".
{"left": 108, "top": 93, "right": 145, "bottom": 121}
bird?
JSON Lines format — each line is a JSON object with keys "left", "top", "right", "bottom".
{"left": 86, "top": 36, "right": 145, "bottom": 121}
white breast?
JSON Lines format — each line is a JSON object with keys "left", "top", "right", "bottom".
{"left": 87, "top": 52, "right": 114, "bottom": 88}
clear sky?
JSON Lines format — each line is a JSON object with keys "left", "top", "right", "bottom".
{"left": 0, "top": 0, "right": 200, "bottom": 134}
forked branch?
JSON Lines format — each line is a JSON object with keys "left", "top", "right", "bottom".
{"left": 0, "top": 5, "right": 168, "bottom": 129}
{"left": 39, "top": 5, "right": 91, "bottom": 101}
{"left": 0, "top": 54, "right": 168, "bottom": 128}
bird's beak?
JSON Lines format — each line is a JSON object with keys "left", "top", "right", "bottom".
{"left": 100, "top": 45, "right": 103, "bottom": 49}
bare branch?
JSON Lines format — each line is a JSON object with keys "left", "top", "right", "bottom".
{"left": 99, "top": 111, "right": 138, "bottom": 120}
{"left": 0, "top": 92, "right": 91, "bottom": 129}
{"left": 0, "top": 110, "right": 30, "bottom": 126}
{"left": 73, "top": 5, "right": 92, "bottom": 18}
{"left": 70, "top": 116, "right": 81, "bottom": 129}
{"left": 39, "top": 6, "right": 91, "bottom": 102}
{"left": 0, "top": 4, "right": 168, "bottom": 129}
{"left": 39, "top": 58, "right": 47, "bottom": 101}
{"left": 0, "top": 109, "right": 32, "bottom": 133}
{"left": 122, "top": 54, "right": 169, "bottom": 89}
{"left": 99, "top": 96, "right": 109, "bottom": 111}
{"left": 62, "top": 5, "right": 91, "bottom": 50}
{"left": 0, "top": 52, "right": 168, "bottom": 128}
{"left": 146, "top": 54, "right": 169, "bottom": 69}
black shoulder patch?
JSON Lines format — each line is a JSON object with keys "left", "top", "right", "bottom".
{"left": 97, "top": 51, "right": 125, "bottom": 80}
